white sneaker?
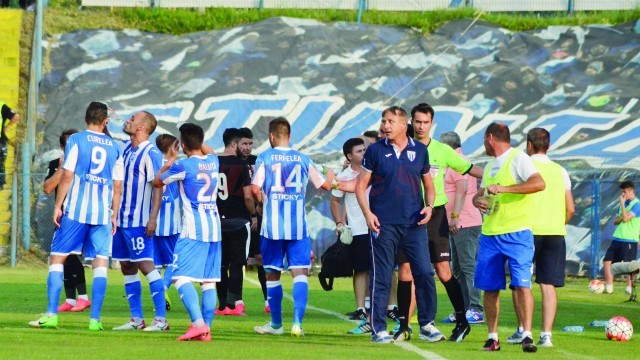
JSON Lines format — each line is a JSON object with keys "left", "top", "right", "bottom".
{"left": 507, "top": 330, "right": 524, "bottom": 344}
{"left": 419, "top": 322, "right": 445, "bottom": 342}
{"left": 254, "top": 322, "right": 284, "bottom": 335}
{"left": 143, "top": 318, "right": 170, "bottom": 332}
{"left": 112, "top": 319, "right": 146, "bottom": 331}
{"left": 537, "top": 334, "right": 553, "bottom": 347}
{"left": 291, "top": 324, "right": 304, "bottom": 337}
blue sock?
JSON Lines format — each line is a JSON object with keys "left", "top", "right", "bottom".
{"left": 266, "top": 280, "right": 283, "bottom": 327}
{"left": 163, "top": 266, "right": 173, "bottom": 290}
{"left": 46, "top": 265, "right": 64, "bottom": 315}
{"left": 124, "top": 274, "right": 143, "bottom": 319}
{"left": 292, "top": 275, "right": 308, "bottom": 325}
{"left": 147, "top": 270, "right": 166, "bottom": 318}
{"left": 177, "top": 280, "right": 202, "bottom": 323}
{"left": 201, "top": 284, "right": 217, "bottom": 328}
{"left": 90, "top": 267, "right": 108, "bottom": 320}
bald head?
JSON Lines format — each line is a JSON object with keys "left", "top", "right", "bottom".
{"left": 485, "top": 122, "right": 510, "bottom": 143}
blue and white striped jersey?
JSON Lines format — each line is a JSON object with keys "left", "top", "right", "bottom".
{"left": 161, "top": 154, "right": 221, "bottom": 243}
{"left": 62, "top": 130, "right": 124, "bottom": 225}
{"left": 156, "top": 159, "right": 181, "bottom": 236}
{"left": 118, "top": 140, "right": 163, "bottom": 228}
{"left": 251, "top": 147, "right": 325, "bottom": 241}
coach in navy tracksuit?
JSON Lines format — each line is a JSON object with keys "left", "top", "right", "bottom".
{"left": 355, "top": 106, "right": 438, "bottom": 343}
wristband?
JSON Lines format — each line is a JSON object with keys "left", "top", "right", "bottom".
{"left": 451, "top": 212, "right": 459, "bottom": 219}
{"left": 426, "top": 204, "right": 433, "bottom": 209}
{"left": 331, "top": 179, "right": 340, "bottom": 190}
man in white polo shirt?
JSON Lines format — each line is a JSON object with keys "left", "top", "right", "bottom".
{"left": 331, "top": 138, "right": 370, "bottom": 327}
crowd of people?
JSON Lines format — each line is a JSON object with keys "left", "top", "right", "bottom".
{"left": 27, "top": 100, "right": 638, "bottom": 352}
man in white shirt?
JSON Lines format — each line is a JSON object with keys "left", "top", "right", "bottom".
{"left": 472, "top": 122, "right": 545, "bottom": 352}
{"left": 331, "top": 138, "right": 369, "bottom": 322}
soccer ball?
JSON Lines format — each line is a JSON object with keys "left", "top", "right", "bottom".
{"left": 589, "top": 279, "right": 605, "bottom": 294}
{"left": 605, "top": 316, "right": 633, "bottom": 341}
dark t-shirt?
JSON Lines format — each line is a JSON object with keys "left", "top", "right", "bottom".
{"left": 244, "top": 154, "right": 257, "bottom": 166}
{"left": 46, "top": 158, "right": 60, "bottom": 196}
{"left": 46, "top": 158, "right": 59, "bottom": 180}
{"left": 217, "top": 155, "right": 251, "bottom": 221}
{"left": 362, "top": 138, "right": 430, "bottom": 225}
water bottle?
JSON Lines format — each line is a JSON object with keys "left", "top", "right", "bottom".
{"left": 590, "top": 320, "right": 608, "bottom": 327}
{"left": 562, "top": 326, "right": 584, "bottom": 332}
{"left": 106, "top": 107, "right": 126, "bottom": 134}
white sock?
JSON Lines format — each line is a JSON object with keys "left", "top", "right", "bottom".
{"left": 235, "top": 300, "right": 244, "bottom": 306}
{"left": 488, "top": 332, "right": 498, "bottom": 341}
{"left": 606, "top": 284, "right": 614, "bottom": 293}
{"left": 78, "top": 294, "right": 89, "bottom": 301}
{"left": 387, "top": 304, "right": 397, "bottom": 311}
{"left": 518, "top": 326, "right": 524, "bottom": 333}
{"left": 540, "top": 331, "right": 552, "bottom": 338}
{"left": 265, "top": 300, "right": 269, "bottom": 307}
{"left": 522, "top": 331, "right": 532, "bottom": 339}
{"left": 65, "top": 299, "right": 77, "bottom": 306}
{"left": 365, "top": 297, "right": 371, "bottom": 309}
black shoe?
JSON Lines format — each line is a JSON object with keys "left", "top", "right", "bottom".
{"left": 165, "top": 300, "right": 171, "bottom": 311}
{"left": 387, "top": 307, "right": 399, "bottom": 321}
{"left": 449, "top": 322, "right": 471, "bottom": 342}
{"left": 349, "top": 308, "right": 367, "bottom": 321}
{"left": 482, "top": 338, "right": 501, "bottom": 351}
{"left": 345, "top": 309, "right": 358, "bottom": 317}
{"left": 521, "top": 336, "right": 538, "bottom": 353}
{"left": 392, "top": 327, "right": 412, "bottom": 342}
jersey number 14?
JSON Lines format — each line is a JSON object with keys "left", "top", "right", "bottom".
{"left": 270, "top": 163, "right": 303, "bottom": 193}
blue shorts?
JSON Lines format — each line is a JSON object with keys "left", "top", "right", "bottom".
{"left": 50, "top": 216, "right": 111, "bottom": 260}
{"left": 474, "top": 230, "right": 534, "bottom": 291}
{"left": 172, "top": 238, "right": 221, "bottom": 283}
{"left": 261, "top": 236, "right": 311, "bottom": 272}
{"left": 154, "top": 234, "right": 178, "bottom": 268}
{"left": 112, "top": 227, "right": 154, "bottom": 263}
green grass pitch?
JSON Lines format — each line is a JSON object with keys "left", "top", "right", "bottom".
{"left": 0, "top": 268, "right": 637, "bottom": 359}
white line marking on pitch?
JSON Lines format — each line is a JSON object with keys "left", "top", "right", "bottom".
{"left": 246, "top": 277, "right": 446, "bottom": 360}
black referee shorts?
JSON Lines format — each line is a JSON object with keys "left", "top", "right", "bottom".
{"left": 428, "top": 205, "right": 451, "bottom": 263}
{"left": 395, "top": 206, "right": 450, "bottom": 264}
{"left": 603, "top": 240, "right": 638, "bottom": 263}
{"left": 533, "top": 235, "right": 566, "bottom": 287}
